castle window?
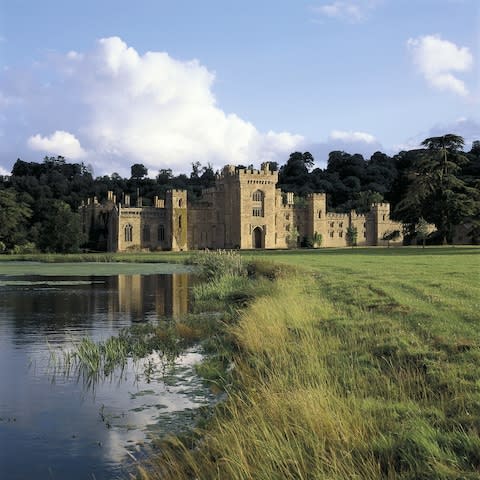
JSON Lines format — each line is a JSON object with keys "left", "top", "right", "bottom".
{"left": 330, "top": 231, "right": 334, "bottom": 238}
{"left": 143, "top": 225, "right": 150, "bottom": 242}
{"left": 318, "top": 210, "right": 322, "bottom": 218}
{"left": 339, "top": 231, "right": 343, "bottom": 238}
{"left": 178, "top": 215, "right": 182, "bottom": 229}
{"left": 158, "top": 224, "right": 165, "bottom": 241}
{"left": 124, "top": 224, "right": 133, "bottom": 242}
{"left": 252, "top": 190, "right": 264, "bottom": 216}
{"left": 364, "top": 223, "right": 366, "bottom": 228}
{"left": 252, "top": 190, "right": 264, "bottom": 202}
{"left": 285, "top": 213, "right": 290, "bottom": 220}
{"left": 178, "top": 198, "right": 183, "bottom": 208}
{"left": 339, "top": 222, "right": 343, "bottom": 228}
{"left": 364, "top": 231, "right": 367, "bottom": 238}
{"left": 330, "top": 222, "right": 334, "bottom": 228}
{"left": 286, "top": 224, "right": 290, "bottom": 231}
{"left": 382, "top": 214, "right": 386, "bottom": 221}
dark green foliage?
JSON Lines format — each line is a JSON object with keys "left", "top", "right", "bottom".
{"left": 346, "top": 225, "right": 358, "bottom": 246}
{"left": 382, "top": 229, "right": 401, "bottom": 247}
{"left": 0, "top": 188, "right": 32, "bottom": 251}
{"left": 394, "top": 135, "right": 480, "bottom": 244}
{"left": 37, "top": 200, "right": 86, "bottom": 253}
{"left": 131, "top": 163, "right": 148, "bottom": 179}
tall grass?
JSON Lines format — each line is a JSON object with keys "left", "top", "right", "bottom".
{"left": 139, "top": 247, "right": 480, "bottom": 479}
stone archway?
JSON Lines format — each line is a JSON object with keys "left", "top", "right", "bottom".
{"left": 252, "top": 226, "right": 264, "bottom": 249}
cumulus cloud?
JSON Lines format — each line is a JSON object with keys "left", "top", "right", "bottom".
{"left": 407, "top": 34, "right": 473, "bottom": 96}
{"left": 312, "top": 1, "right": 379, "bottom": 23}
{"left": 27, "top": 130, "right": 87, "bottom": 159}
{"left": 329, "top": 129, "right": 377, "bottom": 144}
{"left": 302, "top": 129, "right": 383, "bottom": 168}
{"left": 1, "top": 36, "right": 304, "bottom": 176}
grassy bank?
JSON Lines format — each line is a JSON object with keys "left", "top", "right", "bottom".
{"left": 139, "top": 247, "right": 480, "bottom": 479}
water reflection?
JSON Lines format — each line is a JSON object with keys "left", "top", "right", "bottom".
{"left": 1, "top": 273, "right": 190, "bottom": 342}
{"left": 0, "top": 272, "right": 212, "bottom": 480}
{"left": 117, "top": 274, "right": 190, "bottom": 321}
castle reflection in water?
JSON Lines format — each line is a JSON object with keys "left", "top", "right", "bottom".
{"left": 115, "top": 273, "right": 190, "bottom": 321}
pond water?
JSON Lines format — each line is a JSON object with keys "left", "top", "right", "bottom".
{"left": 0, "top": 264, "right": 213, "bottom": 480}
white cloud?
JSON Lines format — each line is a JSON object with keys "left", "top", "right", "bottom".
{"left": 5, "top": 37, "right": 303, "bottom": 176}
{"left": 407, "top": 34, "right": 473, "bottom": 96}
{"left": 329, "top": 129, "right": 377, "bottom": 144}
{"left": 394, "top": 117, "right": 480, "bottom": 152}
{"left": 312, "top": 1, "right": 379, "bottom": 23}
{"left": 0, "top": 166, "right": 9, "bottom": 175}
{"left": 27, "top": 130, "right": 87, "bottom": 159}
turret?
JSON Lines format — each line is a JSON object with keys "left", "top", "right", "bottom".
{"left": 166, "top": 190, "right": 188, "bottom": 251}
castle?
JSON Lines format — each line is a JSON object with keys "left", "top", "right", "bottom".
{"left": 81, "top": 163, "right": 403, "bottom": 251}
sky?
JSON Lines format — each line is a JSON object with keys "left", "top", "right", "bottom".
{"left": 0, "top": 0, "right": 479, "bottom": 177}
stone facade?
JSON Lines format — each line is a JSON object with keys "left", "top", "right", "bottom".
{"left": 81, "top": 163, "right": 404, "bottom": 251}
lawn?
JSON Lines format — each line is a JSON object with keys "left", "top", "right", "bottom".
{"left": 144, "top": 246, "right": 480, "bottom": 479}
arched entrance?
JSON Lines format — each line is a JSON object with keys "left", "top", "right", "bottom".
{"left": 252, "top": 227, "right": 264, "bottom": 249}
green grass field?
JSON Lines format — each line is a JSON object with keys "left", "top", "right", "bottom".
{"left": 142, "top": 247, "right": 480, "bottom": 480}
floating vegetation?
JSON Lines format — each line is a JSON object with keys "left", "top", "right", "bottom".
{"left": 49, "top": 319, "right": 204, "bottom": 386}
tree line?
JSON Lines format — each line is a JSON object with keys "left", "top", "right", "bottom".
{"left": 0, "top": 134, "right": 479, "bottom": 253}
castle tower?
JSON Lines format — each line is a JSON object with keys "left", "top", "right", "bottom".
{"left": 237, "top": 165, "right": 279, "bottom": 249}
{"left": 369, "top": 202, "right": 392, "bottom": 245}
{"left": 306, "top": 193, "right": 327, "bottom": 246}
{"left": 166, "top": 190, "right": 188, "bottom": 251}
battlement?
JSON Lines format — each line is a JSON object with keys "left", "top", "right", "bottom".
{"left": 166, "top": 189, "right": 187, "bottom": 195}
{"left": 350, "top": 211, "right": 367, "bottom": 220}
{"left": 239, "top": 169, "right": 276, "bottom": 176}
{"left": 221, "top": 164, "right": 277, "bottom": 179}
{"left": 327, "top": 212, "right": 349, "bottom": 218}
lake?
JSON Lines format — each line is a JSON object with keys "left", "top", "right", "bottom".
{"left": 0, "top": 263, "right": 214, "bottom": 480}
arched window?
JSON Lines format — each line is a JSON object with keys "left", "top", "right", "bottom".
{"left": 252, "top": 190, "right": 264, "bottom": 217}
{"left": 178, "top": 198, "right": 183, "bottom": 208}
{"left": 252, "top": 190, "right": 264, "bottom": 202}
{"left": 124, "top": 224, "right": 133, "bottom": 242}
{"left": 143, "top": 224, "right": 150, "bottom": 242}
{"left": 158, "top": 224, "right": 165, "bottom": 241}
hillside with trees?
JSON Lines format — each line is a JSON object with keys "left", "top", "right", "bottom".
{"left": 0, "top": 135, "right": 479, "bottom": 253}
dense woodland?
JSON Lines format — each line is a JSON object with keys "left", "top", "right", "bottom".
{"left": 1, "top": 134, "right": 479, "bottom": 253}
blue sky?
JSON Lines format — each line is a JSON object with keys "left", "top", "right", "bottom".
{"left": 0, "top": 0, "right": 479, "bottom": 177}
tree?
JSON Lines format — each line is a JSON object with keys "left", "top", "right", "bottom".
{"left": 280, "top": 152, "right": 314, "bottom": 181}
{"left": 394, "top": 134, "right": 479, "bottom": 244}
{"left": 382, "top": 229, "right": 401, "bottom": 248}
{"left": 37, "top": 200, "right": 86, "bottom": 253}
{"left": 131, "top": 163, "right": 148, "bottom": 179}
{"left": 157, "top": 168, "right": 173, "bottom": 184}
{"left": 346, "top": 225, "right": 358, "bottom": 247}
{"left": 416, "top": 217, "right": 430, "bottom": 248}
{"left": 0, "top": 189, "right": 32, "bottom": 251}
